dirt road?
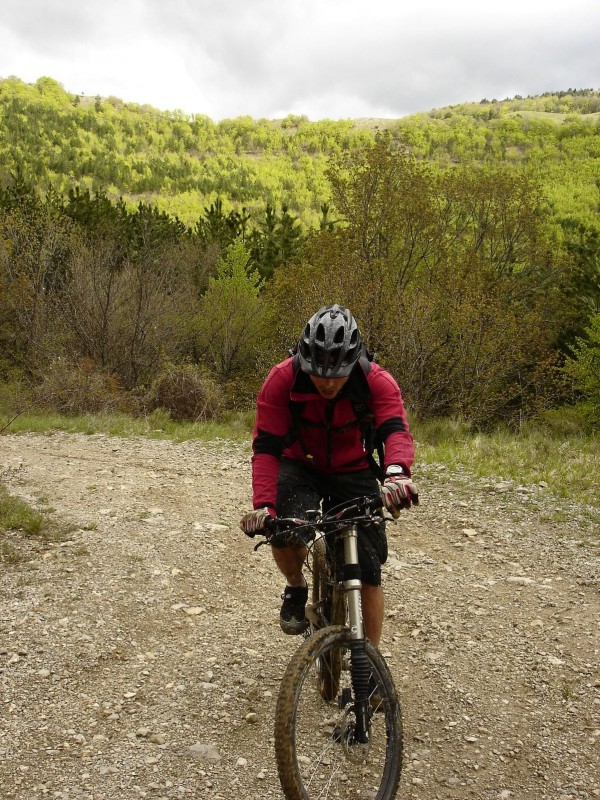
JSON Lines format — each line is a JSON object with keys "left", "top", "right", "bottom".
{"left": 1, "top": 432, "right": 598, "bottom": 799}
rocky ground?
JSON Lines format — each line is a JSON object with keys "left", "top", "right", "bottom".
{"left": 0, "top": 431, "right": 598, "bottom": 800}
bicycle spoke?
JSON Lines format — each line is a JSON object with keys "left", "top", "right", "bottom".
{"left": 275, "top": 628, "right": 402, "bottom": 800}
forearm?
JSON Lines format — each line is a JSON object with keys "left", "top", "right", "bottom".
{"left": 251, "top": 452, "right": 280, "bottom": 510}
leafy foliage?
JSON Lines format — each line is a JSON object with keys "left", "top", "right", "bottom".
{"left": 0, "top": 78, "right": 599, "bottom": 426}
{"left": 195, "top": 240, "right": 269, "bottom": 382}
{"left": 1, "top": 77, "right": 599, "bottom": 232}
{"left": 145, "top": 362, "right": 223, "bottom": 422}
{"left": 267, "top": 137, "right": 571, "bottom": 424}
{"left": 563, "top": 314, "right": 600, "bottom": 426}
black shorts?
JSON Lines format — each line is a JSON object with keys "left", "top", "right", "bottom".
{"left": 273, "top": 458, "right": 387, "bottom": 587}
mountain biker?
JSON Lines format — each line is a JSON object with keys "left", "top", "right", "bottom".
{"left": 240, "top": 304, "right": 418, "bottom": 645}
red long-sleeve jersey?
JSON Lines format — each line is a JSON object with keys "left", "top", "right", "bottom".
{"left": 251, "top": 356, "right": 415, "bottom": 511}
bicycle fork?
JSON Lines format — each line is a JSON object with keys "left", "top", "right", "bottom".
{"left": 342, "top": 523, "right": 371, "bottom": 744}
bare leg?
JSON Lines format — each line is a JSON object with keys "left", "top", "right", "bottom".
{"left": 272, "top": 545, "right": 307, "bottom": 587}
{"left": 362, "top": 584, "right": 384, "bottom": 646}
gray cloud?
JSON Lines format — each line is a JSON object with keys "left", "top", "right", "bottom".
{"left": 0, "top": 0, "right": 598, "bottom": 119}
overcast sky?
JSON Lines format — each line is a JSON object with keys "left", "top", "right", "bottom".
{"left": 1, "top": 0, "right": 599, "bottom": 121}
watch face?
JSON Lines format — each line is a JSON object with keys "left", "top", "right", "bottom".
{"left": 386, "top": 465, "right": 405, "bottom": 476}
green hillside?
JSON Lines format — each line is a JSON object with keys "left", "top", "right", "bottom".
{"left": 1, "top": 77, "right": 599, "bottom": 429}
{"left": 1, "top": 77, "right": 599, "bottom": 229}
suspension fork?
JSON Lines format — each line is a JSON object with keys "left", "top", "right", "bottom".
{"left": 342, "top": 522, "right": 364, "bottom": 639}
{"left": 342, "top": 523, "right": 371, "bottom": 743}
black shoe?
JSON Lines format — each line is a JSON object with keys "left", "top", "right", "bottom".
{"left": 280, "top": 585, "right": 308, "bottom": 635}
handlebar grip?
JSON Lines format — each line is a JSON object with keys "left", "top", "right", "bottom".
{"left": 264, "top": 516, "right": 276, "bottom": 533}
{"left": 370, "top": 494, "right": 384, "bottom": 511}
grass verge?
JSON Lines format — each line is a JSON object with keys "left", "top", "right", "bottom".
{"left": 0, "top": 408, "right": 255, "bottom": 442}
{"left": 1, "top": 410, "right": 598, "bottom": 510}
{"left": 0, "top": 483, "right": 73, "bottom": 564}
{"left": 412, "top": 418, "right": 599, "bottom": 509}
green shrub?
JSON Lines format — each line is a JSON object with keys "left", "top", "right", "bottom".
{"left": 532, "top": 407, "right": 594, "bottom": 436}
{"left": 0, "top": 380, "right": 34, "bottom": 416}
{"left": 563, "top": 314, "right": 600, "bottom": 427}
{"left": 0, "top": 485, "right": 43, "bottom": 535}
{"left": 145, "top": 363, "right": 223, "bottom": 422}
{"left": 35, "top": 358, "right": 130, "bottom": 415}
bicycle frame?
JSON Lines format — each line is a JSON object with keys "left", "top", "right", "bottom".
{"left": 264, "top": 495, "right": 404, "bottom": 799}
{"left": 268, "top": 495, "right": 384, "bottom": 642}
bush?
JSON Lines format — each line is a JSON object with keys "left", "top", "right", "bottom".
{"left": 530, "top": 407, "right": 594, "bottom": 437}
{"left": 0, "top": 380, "right": 34, "bottom": 417}
{"left": 145, "top": 363, "right": 223, "bottom": 422}
{"left": 35, "top": 358, "right": 130, "bottom": 415}
{"left": 563, "top": 314, "right": 600, "bottom": 427}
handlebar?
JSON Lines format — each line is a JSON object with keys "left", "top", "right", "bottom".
{"left": 262, "top": 493, "right": 384, "bottom": 539}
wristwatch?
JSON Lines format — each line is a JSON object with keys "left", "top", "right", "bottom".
{"left": 385, "top": 465, "right": 406, "bottom": 478}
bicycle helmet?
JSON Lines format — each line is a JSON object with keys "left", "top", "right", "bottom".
{"left": 298, "top": 304, "right": 363, "bottom": 378}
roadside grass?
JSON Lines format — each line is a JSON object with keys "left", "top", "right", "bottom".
{"left": 412, "top": 418, "right": 599, "bottom": 509}
{"left": 1, "top": 409, "right": 598, "bottom": 510}
{"left": 0, "top": 408, "right": 255, "bottom": 442}
{"left": 0, "top": 485, "right": 45, "bottom": 535}
{"left": 0, "top": 484, "right": 72, "bottom": 564}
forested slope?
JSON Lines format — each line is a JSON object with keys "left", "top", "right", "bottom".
{"left": 0, "top": 76, "right": 599, "bottom": 429}
{"left": 1, "top": 77, "right": 599, "bottom": 228}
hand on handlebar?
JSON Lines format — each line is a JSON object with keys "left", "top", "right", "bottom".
{"left": 381, "top": 477, "right": 419, "bottom": 518}
{"left": 240, "top": 506, "right": 276, "bottom": 537}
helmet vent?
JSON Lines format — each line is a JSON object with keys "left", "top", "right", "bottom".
{"left": 297, "top": 305, "right": 363, "bottom": 378}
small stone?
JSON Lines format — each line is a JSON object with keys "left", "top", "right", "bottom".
{"left": 245, "top": 712, "right": 259, "bottom": 724}
{"left": 184, "top": 606, "right": 205, "bottom": 616}
{"left": 188, "top": 743, "right": 221, "bottom": 762}
{"left": 236, "top": 757, "right": 248, "bottom": 767}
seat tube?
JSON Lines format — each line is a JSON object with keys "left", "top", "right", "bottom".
{"left": 342, "top": 523, "right": 364, "bottom": 640}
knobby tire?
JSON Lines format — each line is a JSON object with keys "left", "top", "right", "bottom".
{"left": 311, "top": 538, "right": 346, "bottom": 701}
{"left": 274, "top": 626, "right": 403, "bottom": 800}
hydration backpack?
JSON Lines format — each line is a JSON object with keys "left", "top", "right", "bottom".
{"left": 287, "top": 348, "right": 386, "bottom": 483}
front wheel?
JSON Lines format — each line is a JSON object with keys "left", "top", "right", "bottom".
{"left": 311, "top": 538, "right": 345, "bottom": 701}
{"left": 275, "top": 627, "right": 403, "bottom": 800}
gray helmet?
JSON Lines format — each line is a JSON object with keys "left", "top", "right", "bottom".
{"left": 298, "top": 304, "right": 363, "bottom": 378}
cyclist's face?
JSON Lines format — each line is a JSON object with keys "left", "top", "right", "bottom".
{"left": 310, "top": 375, "right": 349, "bottom": 399}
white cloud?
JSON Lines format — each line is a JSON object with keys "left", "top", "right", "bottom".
{"left": 0, "top": 0, "right": 598, "bottom": 119}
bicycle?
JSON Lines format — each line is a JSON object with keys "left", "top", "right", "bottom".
{"left": 256, "top": 493, "right": 403, "bottom": 800}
